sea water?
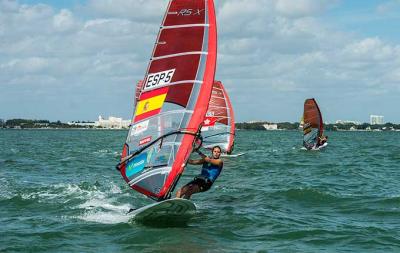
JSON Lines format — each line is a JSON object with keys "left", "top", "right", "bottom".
{"left": 1, "top": 129, "right": 399, "bottom": 252}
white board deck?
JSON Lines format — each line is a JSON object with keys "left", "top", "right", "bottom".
{"left": 312, "top": 142, "right": 328, "bottom": 150}
{"left": 129, "top": 198, "right": 196, "bottom": 225}
{"left": 221, "top": 152, "right": 245, "bottom": 158}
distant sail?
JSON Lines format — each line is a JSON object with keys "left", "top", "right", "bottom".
{"left": 134, "top": 80, "right": 144, "bottom": 106}
{"left": 299, "top": 116, "right": 304, "bottom": 130}
{"left": 303, "top": 98, "right": 323, "bottom": 149}
{"left": 117, "top": 0, "right": 217, "bottom": 201}
{"left": 202, "top": 81, "right": 235, "bottom": 154}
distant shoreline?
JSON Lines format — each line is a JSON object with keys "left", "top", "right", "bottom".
{"left": 1, "top": 119, "right": 400, "bottom": 131}
{"left": 2, "top": 128, "right": 400, "bottom": 133}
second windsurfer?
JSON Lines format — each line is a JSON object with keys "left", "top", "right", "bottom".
{"left": 176, "top": 146, "right": 223, "bottom": 199}
{"left": 318, "top": 135, "right": 328, "bottom": 147}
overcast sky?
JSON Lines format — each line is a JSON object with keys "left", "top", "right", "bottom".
{"left": 1, "top": 0, "right": 400, "bottom": 123}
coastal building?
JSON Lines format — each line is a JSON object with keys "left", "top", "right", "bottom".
{"left": 247, "top": 120, "right": 264, "bottom": 123}
{"left": 263, "top": 123, "right": 278, "bottom": 130}
{"left": 370, "top": 115, "right": 384, "bottom": 125}
{"left": 335, "top": 120, "right": 361, "bottom": 125}
{"left": 67, "top": 121, "right": 96, "bottom": 127}
{"left": 95, "top": 115, "right": 130, "bottom": 129}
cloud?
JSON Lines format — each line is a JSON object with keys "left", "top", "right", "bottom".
{"left": 215, "top": 1, "right": 400, "bottom": 121}
{"left": 0, "top": 0, "right": 399, "bottom": 122}
{"left": 376, "top": 0, "right": 400, "bottom": 14}
{"left": 274, "top": 0, "right": 338, "bottom": 18}
{"left": 53, "top": 9, "right": 76, "bottom": 32}
{"left": 84, "top": 0, "right": 166, "bottom": 21}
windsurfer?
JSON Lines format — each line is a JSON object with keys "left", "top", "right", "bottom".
{"left": 176, "top": 146, "right": 223, "bottom": 199}
{"left": 318, "top": 135, "right": 328, "bottom": 146}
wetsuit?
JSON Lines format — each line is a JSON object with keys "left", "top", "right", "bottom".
{"left": 185, "top": 158, "right": 223, "bottom": 192}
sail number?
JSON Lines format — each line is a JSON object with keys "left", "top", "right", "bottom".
{"left": 144, "top": 69, "right": 175, "bottom": 91}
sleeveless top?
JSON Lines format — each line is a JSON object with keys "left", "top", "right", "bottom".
{"left": 200, "top": 158, "right": 223, "bottom": 183}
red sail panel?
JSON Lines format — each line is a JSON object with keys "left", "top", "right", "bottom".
{"left": 164, "top": 2, "right": 206, "bottom": 26}
{"left": 165, "top": 83, "right": 193, "bottom": 107}
{"left": 154, "top": 27, "right": 205, "bottom": 57}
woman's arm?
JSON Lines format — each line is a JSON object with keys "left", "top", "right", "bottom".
{"left": 187, "top": 150, "right": 206, "bottom": 165}
{"left": 204, "top": 157, "right": 223, "bottom": 167}
{"left": 188, "top": 158, "right": 205, "bottom": 165}
{"left": 196, "top": 150, "right": 223, "bottom": 167}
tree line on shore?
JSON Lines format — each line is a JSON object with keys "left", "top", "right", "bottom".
{"left": 2, "top": 118, "right": 400, "bottom": 131}
{"left": 236, "top": 122, "right": 400, "bottom": 131}
{"left": 0, "top": 119, "right": 93, "bottom": 129}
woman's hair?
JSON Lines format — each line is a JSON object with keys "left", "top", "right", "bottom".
{"left": 212, "top": 146, "right": 222, "bottom": 152}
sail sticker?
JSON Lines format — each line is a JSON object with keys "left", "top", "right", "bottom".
{"left": 125, "top": 152, "right": 148, "bottom": 178}
{"left": 134, "top": 87, "right": 169, "bottom": 122}
{"left": 131, "top": 120, "right": 149, "bottom": 136}
{"left": 144, "top": 69, "right": 175, "bottom": 91}
{"left": 177, "top": 9, "right": 205, "bottom": 16}
{"left": 203, "top": 116, "right": 217, "bottom": 127}
{"left": 139, "top": 136, "right": 152, "bottom": 146}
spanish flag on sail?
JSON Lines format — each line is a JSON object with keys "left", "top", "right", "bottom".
{"left": 134, "top": 87, "right": 169, "bottom": 122}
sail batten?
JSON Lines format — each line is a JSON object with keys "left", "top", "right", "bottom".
{"left": 162, "top": 24, "right": 210, "bottom": 29}
{"left": 152, "top": 51, "right": 208, "bottom": 61}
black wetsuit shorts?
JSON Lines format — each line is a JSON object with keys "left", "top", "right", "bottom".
{"left": 185, "top": 175, "right": 213, "bottom": 192}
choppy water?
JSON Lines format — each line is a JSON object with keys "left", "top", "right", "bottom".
{"left": 1, "top": 129, "right": 400, "bottom": 252}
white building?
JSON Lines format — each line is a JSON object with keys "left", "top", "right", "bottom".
{"left": 370, "top": 115, "right": 384, "bottom": 125}
{"left": 263, "top": 123, "right": 278, "bottom": 130}
{"left": 67, "top": 121, "right": 95, "bottom": 127}
{"left": 335, "top": 120, "right": 361, "bottom": 125}
{"left": 95, "top": 116, "right": 130, "bottom": 129}
{"left": 247, "top": 120, "right": 264, "bottom": 123}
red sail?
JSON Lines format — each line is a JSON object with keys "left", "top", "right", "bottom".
{"left": 202, "top": 81, "right": 235, "bottom": 154}
{"left": 134, "top": 80, "right": 144, "bottom": 106}
{"left": 119, "top": 0, "right": 217, "bottom": 200}
{"left": 303, "top": 98, "right": 323, "bottom": 148}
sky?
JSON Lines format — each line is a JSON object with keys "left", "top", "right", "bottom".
{"left": 1, "top": 0, "right": 400, "bottom": 123}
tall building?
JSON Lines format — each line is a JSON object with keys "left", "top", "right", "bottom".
{"left": 370, "top": 115, "right": 384, "bottom": 125}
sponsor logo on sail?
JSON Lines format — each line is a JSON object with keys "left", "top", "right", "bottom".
{"left": 131, "top": 120, "right": 149, "bottom": 136}
{"left": 125, "top": 152, "right": 148, "bottom": 178}
{"left": 203, "top": 116, "right": 218, "bottom": 127}
{"left": 139, "top": 136, "right": 152, "bottom": 146}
